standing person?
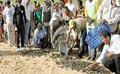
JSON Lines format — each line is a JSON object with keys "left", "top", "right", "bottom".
{"left": 42, "top": 0, "right": 51, "bottom": 47}
{"left": 0, "top": 1, "right": 4, "bottom": 42}
{"left": 49, "top": 2, "right": 62, "bottom": 43}
{"left": 65, "top": 0, "right": 76, "bottom": 13}
{"left": 21, "top": 0, "right": 33, "bottom": 47}
{"left": 85, "top": 0, "right": 101, "bottom": 60}
{"left": 3, "top": 0, "right": 15, "bottom": 46}
{"left": 87, "top": 30, "right": 120, "bottom": 74}
{"left": 13, "top": 0, "right": 26, "bottom": 50}
{"left": 32, "top": 1, "right": 38, "bottom": 11}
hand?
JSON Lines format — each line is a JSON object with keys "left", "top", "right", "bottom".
{"left": 105, "top": 52, "right": 114, "bottom": 58}
{"left": 86, "top": 62, "right": 98, "bottom": 69}
{"left": 102, "top": 19, "right": 108, "bottom": 24}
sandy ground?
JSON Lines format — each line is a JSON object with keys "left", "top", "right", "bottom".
{"left": 0, "top": 42, "right": 111, "bottom": 74}
{"left": 0, "top": 42, "right": 87, "bottom": 74}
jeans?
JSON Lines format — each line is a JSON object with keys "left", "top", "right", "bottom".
{"left": 24, "top": 19, "right": 30, "bottom": 45}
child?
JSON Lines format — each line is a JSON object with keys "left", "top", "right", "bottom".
{"left": 32, "top": 23, "right": 47, "bottom": 48}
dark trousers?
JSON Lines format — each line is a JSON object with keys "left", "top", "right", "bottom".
{"left": 16, "top": 29, "right": 24, "bottom": 48}
{"left": 102, "top": 54, "right": 120, "bottom": 74}
{"left": 79, "top": 28, "right": 88, "bottom": 58}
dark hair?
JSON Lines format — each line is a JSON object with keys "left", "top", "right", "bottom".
{"left": 101, "top": 30, "right": 111, "bottom": 38}
{"left": 0, "top": 1, "right": 3, "bottom": 4}
{"left": 6, "top": 1, "right": 11, "bottom": 5}
{"left": 34, "top": 1, "right": 37, "bottom": 4}
{"left": 77, "top": 0, "right": 83, "bottom": 5}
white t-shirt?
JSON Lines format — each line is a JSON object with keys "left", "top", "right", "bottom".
{"left": 96, "top": 34, "right": 120, "bottom": 63}
{"left": 65, "top": 3, "right": 76, "bottom": 12}
{"left": 3, "top": 6, "right": 14, "bottom": 24}
{"left": 21, "top": 0, "right": 32, "bottom": 21}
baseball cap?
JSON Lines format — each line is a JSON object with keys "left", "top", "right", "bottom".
{"left": 69, "top": 19, "right": 76, "bottom": 29}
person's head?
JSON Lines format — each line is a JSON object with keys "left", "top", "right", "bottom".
{"left": 64, "top": 6, "right": 70, "bottom": 15}
{"left": 67, "top": 0, "right": 73, "bottom": 3}
{"left": 17, "top": 0, "right": 22, "bottom": 6}
{"left": 34, "top": 1, "right": 37, "bottom": 6}
{"left": 6, "top": 0, "right": 11, "bottom": 7}
{"left": 111, "top": 0, "right": 116, "bottom": 6}
{"left": 69, "top": 19, "right": 76, "bottom": 30}
{"left": 54, "top": 2, "right": 59, "bottom": 11}
{"left": 77, "top": 0, "right": 83, "bottom": 8}
{"left": 101, "top": 30, "right": 111, "bottom": 44}
{"left": 44, "top": 0, "right": 50, "bottom": 6}
{"left": 0, "top": 1, "right": 3, "bottom": 5}
{"left": 26, "top": 0, "right": 31, "bottom": 5}
{"left": 37, "top": 23, "right": 42, "bottom": 31}
{"left": 37, "top": 3, "right": 41, "bottom": 8}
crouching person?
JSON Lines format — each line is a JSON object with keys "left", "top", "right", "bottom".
{"left": 32, "top": 23, "right": 47, "bottom": 48}
{"left": 87, "top": 30, "right": 120, "bottom": 74}
{"left": 65, "top": 18, "right": 86, "bottom": 57}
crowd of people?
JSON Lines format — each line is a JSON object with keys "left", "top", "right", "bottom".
{"left": 0, "top": 0, "right": 120, "bottom": 73}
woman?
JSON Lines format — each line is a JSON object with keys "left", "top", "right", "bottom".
{"left": 62, "top": 6, "right": 74, "bottom": 25}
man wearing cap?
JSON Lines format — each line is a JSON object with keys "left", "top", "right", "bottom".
{"left": 32, "top": 23, "right": 47, "bottom": 48}
{"left": 65, "top": 18, "right": 86, "bottom": 55}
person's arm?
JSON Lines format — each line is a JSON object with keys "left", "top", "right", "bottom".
{"left": 97, "top": 0, "right": 104, "bottom": 25}
{"left": 2, "top": 7, "right": 6, "bottom": 24}
{"left": 107, "top": 9, "right": 120, "bottom": 25}
{"left": 87, "top": 45, "right": 108, "bottom": 69}
{"left": 65, "top": 28, "right": 72, "bottom": 42}
{"left": 22, "top": 5, "right": 27, "bottom": 23}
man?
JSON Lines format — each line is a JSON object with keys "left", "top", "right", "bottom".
{"left": 3, "top": 0, "right": 15, "bottom": 46}
{"left": 14, "top": 0, "right": 26, "bottom": 51}
{"left": 32, "top": 23, "right": 47, "bottom": 48}
{"left": 65, "top": 18, "right": 86, "bottom": 56}
{"left": 97, "top": 0, "right": 120, "bottom": 33}
{"left": 49, "top": 2, "right": 62, "bottom": 43}
{"left": 87, "top": 30, "right": 120, "bottom": 74}
{"left": 65, "top": 0, "right": 76, "bottom": 13}
{"left": 21, "top": 0, "right": 33, "bottom": 47}
{"left": 42, "top": 0, "right": 51, "bottom": 47}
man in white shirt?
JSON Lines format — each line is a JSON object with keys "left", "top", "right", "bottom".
{"left": 87, "top": 30, "right": 120, "bottom": 74}
{"left": 3, "top": 0, "right": 15, "bottom": 46}
{"left": 97, "top": 0, "right": 120, "bottom": 33}
{"left": 65, "top": 0, "right": 76, "bottom": 13}
{"left": 21, "top": 0, "right": 33, "bottom": 46}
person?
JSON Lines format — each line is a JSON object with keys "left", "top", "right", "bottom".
{"left": 32, "top": 23, "right": 47, "bottom": 48}
{"left": 0, "top": 1, "right": 4, "bottom": 42}
{"left": 65, "top": 0, "right": 76, "bottom": 13}
{"left": 42, "top": 0, "right": 51, "bottom": 47}
{"left": 32, "top": 1, "right": 38, "bottom": 11}
{"left": 85, "top": 0, "right": 102, "bottom": 60}
{"left": 65, "top": 18, "right": 86, "bottom": 55}
{"left": 3, "top": 0, "right": 15, "bottom": 46}
{"left": 49, "top": 2, "right": 62, "bottom": 43}
{"left": 97, "top": 0, "right": 120, "bottom": 33}
{"left": 62, "top": 6, "right": 74, "bottom": 25}
{"left": 75, "top": 0, "right": 85, "bottom": 18}
{"left": 87, "top": 30, "right": 120, "bottom": 74}
{"left": 13, "top": 0, "right": 26, "bottom": 50}
{"left": 21, "top": 0, "right": 33, "bottom": 47}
